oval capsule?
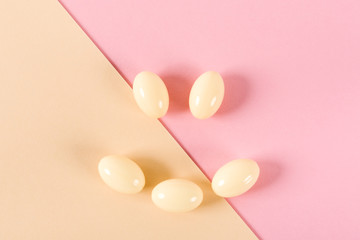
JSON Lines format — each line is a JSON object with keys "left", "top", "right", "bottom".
{"left": 212, "top": 159, "right": 259, "bottom": 197}
{"left": 189, "top": 71, "right": 224, "bottom": 119}
{"left": 133, "top": 71, "right": 169, "bottom": 118}
{"left": 98, "top": 155, "right": 145, "bottom": 194}
{"left": 151, "top": 179, "right": 203, "bottom": 212}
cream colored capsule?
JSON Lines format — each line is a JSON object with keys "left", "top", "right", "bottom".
{"left": 151, "top": 179, "right": 203, "bottom": 212}
{"left": 133, "top": 71, "right": 169, "bottom": 118}
{"left": 212, "top": 159, "right": 259, "bottom": 197}
{"left": 189, "top": 71, "right": 224, "bottom": 119}
{"left": 98, "top": 155, "right": 145, "bottom": 194}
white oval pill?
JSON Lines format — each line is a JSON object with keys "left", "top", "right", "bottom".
{"left": 189, "top": 71, "right": 224, "bottom": 119}
{"left": 151, "top": 179, "right": 203, "bottom": 212}
{"left": 133, "top": 71, "right": 169, "bottom": 118}
{"left": 212, "top": 159, "right": 259, "bottom": 197}
{"left": 98, "top": 155, "right": 145, "bottom": 194}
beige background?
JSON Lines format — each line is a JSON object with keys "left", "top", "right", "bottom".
{"left": 0, "top": 0, "right": 256, "bottom": 239}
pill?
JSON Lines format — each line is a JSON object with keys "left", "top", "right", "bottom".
{"left": 189, "top": 71, "right": 224, "bottom": 119}
{"left": 212, "top": 159, "right": 259, "bottom": 197}
{"left": 98, "top": 155, "right": 145, "bottom": 194}
{"left": 133, "top": 71, "right": 169, "bottom": 118}
{"left": 151, "top": 179, "right": 203, "bottom": 212}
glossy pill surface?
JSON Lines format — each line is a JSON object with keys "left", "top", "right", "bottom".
{"left": 152, "top": 179, "right": 203, "bottom": 212}
{"left": 98, "top": 155, "right": 145, "bottom": 194}
{"left": 133, "top": 71, "right": 169, "bottom": 118}
{"left": 189, "top": 71, "right": 224, "bottom": 119}
{"left": 212, "top": 159, "right": 259, "bottom": 197}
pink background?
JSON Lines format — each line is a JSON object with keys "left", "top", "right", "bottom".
{"left": 59, "top": 0, "right": 360, "bottom": 239}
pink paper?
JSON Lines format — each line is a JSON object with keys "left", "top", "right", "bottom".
{"left": 59, "top": 0, "right": 360, "bottom": 239}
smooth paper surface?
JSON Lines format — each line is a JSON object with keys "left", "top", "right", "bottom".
{"left": 0, "top": 0, "right": 257, "bottom": 239}
{"left": 60, "top": 0, "right": 360, "bottom": 238}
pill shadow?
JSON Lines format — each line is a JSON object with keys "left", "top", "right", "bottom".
{"left": 250, "top": 160, "right": 282, "bottom": 193}
{"left": 160, "top": 64, "right": 202, "bottom": 114}
{"left": 186, "top": 176, "right": 222, "bottom": 209}
{"left": 70, "top": 142, "right": 107, "bottom": 177}
{"left": 216, "top": 72, "right": 250, "bottom": 116}
{"left": 160, "top": 73, "right": 193, "bottom": 113}
{"left": 199, "top": 180, "right": 222, "bottom": 208}
{"left": 132, "top": 156, "right": 172, "bottom": 192}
